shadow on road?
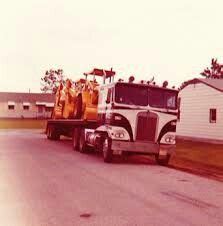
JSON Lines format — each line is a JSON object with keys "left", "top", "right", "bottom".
{"left": 47, "top": 137, "right": 223, "bottom": 181}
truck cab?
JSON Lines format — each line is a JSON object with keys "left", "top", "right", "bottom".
{"left": 91, "top": 81, "right": 178, "bottom": 165}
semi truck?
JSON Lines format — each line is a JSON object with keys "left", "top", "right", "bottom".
{"left": 46, "top": 68, "right": 178, "bottom": 165}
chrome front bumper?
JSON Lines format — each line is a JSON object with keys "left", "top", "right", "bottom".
{"left": 111, "top": 140, "right": 176, "bottom": 155}
{"left": 159, "top": 144, "right": 176, "bottom": 155}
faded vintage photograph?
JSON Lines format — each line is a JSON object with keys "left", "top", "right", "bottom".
{"left": 0, "top": 1, "right": 222, "bottom": 226}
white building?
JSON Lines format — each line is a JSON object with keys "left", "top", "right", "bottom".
{"left": 0, "top": 92, "right": 55, "bottom": 119}
{"left": 176, "top": 78, "right": 223, "bottom": 144}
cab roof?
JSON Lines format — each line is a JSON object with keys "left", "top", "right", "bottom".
{"left": 101, "top": 81, "right": 178, "bottom": 92}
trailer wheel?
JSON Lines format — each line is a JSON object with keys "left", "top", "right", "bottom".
{"left": 74, "top": 95, "right": 82, "bottom": 119}
{"left": 155, "top": 154, "right": 170, "bottom": 166}
{"left": 47, "top": 125, "right": 60, "bottom": 140}
{"left": 52, "top": 128, "right": 60, "bottom": 140}
{"left": 72, "top": 128, "right": 80, "bottom": 151}
{"left": 102, "top": 137, "right": 113, "bottom": 163}
{"left": 79, "top": 128, "right": 88, "bottom": 153}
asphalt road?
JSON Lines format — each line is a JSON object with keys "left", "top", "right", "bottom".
{"left": 0, "top": 130, "right": 222, "bottom": 226}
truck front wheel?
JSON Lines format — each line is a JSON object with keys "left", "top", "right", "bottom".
{"left": 102, "top": 137, "right": 113, "bottom": 163}
{"left": 155, "top": 154, "right": 170, "bottom": 166}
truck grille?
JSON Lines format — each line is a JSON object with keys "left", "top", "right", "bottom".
{"left": 136, "top": 112, "right": 158, "bottom": 142}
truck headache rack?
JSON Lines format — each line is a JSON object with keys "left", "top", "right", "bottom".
{"left": 84, "top": 68, "right": 115, "bottom": 83}
{"left": 84, "top": 68, "right": 115, "bottom": 77}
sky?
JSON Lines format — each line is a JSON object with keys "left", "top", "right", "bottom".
{"left": 0, "top": 0, "right": 223, "bottom": 92}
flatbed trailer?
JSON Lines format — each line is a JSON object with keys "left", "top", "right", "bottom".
{"left": 47, "top": 119, "right": 98, "bottom": 128}
{"left": 46, "top": 119, "right": 98, "bottom": 139}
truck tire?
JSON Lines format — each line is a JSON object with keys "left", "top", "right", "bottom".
{"left": 46, "top": 126, "right": 51, "bottom": 139}
{"left": 102, "top": 137, "right": 113, "bottom": 163}
{"left": 47, "top": 125, "right": 60, "bottom": 140}
{"left": 79, "top": 128, "right": 88, "bottom": 153}
{"left": 72, "top": 128, "right": 80, "bottom": 151}
{"left": 74, "top": 95, "right": 82, "bottom": 119}
{"left": 155, "top": 154, "right": 170, "bottom": 166}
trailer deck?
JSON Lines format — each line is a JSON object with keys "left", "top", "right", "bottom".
{"left": 47, "top": 119, "right": 98, "bottom": 129}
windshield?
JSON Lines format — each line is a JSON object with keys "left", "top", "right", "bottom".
{"left": 148, "top": 88, "right": 177, "bottom": 109}
{"left": 115, "top": 83, "right": 148, "bottom": 106}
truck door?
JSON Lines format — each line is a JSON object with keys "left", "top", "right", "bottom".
{"left": 103, "top": 87, "right": 113, "bottom": 123}
{"left": 97, "top": 87, "right": 112, "bottom": 124}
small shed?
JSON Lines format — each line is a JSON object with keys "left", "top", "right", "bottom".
{"left": 176, "top": 78, "right": 223, "bottom": 143}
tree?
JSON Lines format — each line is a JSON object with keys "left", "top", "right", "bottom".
{"left": 200, "top": 58, "right": 223, "bottom": 79}
{"left": 41, "top": 69, "right": 66, "bottom": 93}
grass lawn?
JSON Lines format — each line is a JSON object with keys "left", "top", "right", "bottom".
{"left": 0, "top": 119, "right": 47, "bottom": 129}
{"left": 174, "top": 139, "right": 223, "bottom": 168}
{"left": 170, "top": 139, "right": 223, "bottom": 181}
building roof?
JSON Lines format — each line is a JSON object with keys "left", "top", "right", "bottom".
{"left": 0, "top": 92, "right": 55, "bottom": 103}
{"left": 180, "top": 78, "right": 223, "bottom": 92}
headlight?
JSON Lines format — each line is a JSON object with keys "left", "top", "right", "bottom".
{"left": 164, "top": 135, "right": 175, "bottom": 143}
{"left": 160, "top": 132, "right": 176, "bottom": 144}
{"left": 114, "top": 132, "right": 125, "bottom": 138}
{"left": 107, "top": 126, "right": 130, "bottom": 140}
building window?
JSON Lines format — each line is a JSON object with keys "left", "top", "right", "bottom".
{"left": 23, "top": 102, "right": 30, "bottom": 110}
{"left": 23, "top": 105, "right": 29, "bottom": 110}
{"left": 8, "top": 101, "right": 15, "bottom": 110}
{"left": 8, "top": 105, "right": 15, "bottom": 110}
{"left": 209, "top": 109, "right": 217, "bottom": 123}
